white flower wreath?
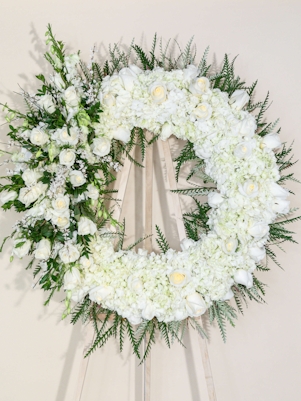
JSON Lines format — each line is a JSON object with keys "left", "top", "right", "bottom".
{"left": 0, "top": 26, "right": 298, "bottom": 359}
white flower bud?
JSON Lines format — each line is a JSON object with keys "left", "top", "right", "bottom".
{"left": 186, "top": 293, "right": 207, "bottom": 317}
{"left": 261, "top": 133, "right": 281, "bottom": 150}
{"left": 234, "top": 269, "right": 253, "bottom": 288}
{"left": 249, "top": 246, "right": 266, "bottom": 262}
{"left": 229, "top": 90, "right": 249, "bottom": 110}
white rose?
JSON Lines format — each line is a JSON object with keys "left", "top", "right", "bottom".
{"left": 193, "top": 103, "right": 212, "bottom": 120}
{"left": 13, "top": 239, "right": 32, "bottom": 258}
{"left": 92, "top": 137, "right": 111, "bottom": 156}
{"left": 79, "top": 255, "right": 94, "bottom": 269}
{"left": 51, "top": 209, "right": 70, "bottom": 229}
{"left": 160, "top": 123, "right": 173, "bottom": 141}
{"left": 129, "top": 64, "right": 142, "bottom": 75}
{"left": 69, "top": 170, "right": 86, "bottom": 187}
{"left": 222, "top": 289, "right": 234, "bottom": 301}
{"left": 89, "top": 285, "right": 113, "bottom": 304}
{"left": 261, "top": 133, "right": 281, "bottom": 150}
{"left": 180, "top": 238, "right": 195, "bottom": 251}
{"left": 22, "top": 169, "right": 42, "bottom": 186}
{"left": 229, "top": 90, "right": 249, "bottom": 110}
{"left": 18, "top": 182, "right": 47, "bottom": 207}
{"left": 149, "top": 82, "right": 167, "bottom": 104}
{"left": 59, "top": 149, "right": 76, "bottom": 167}
{"left": 78, "top": 216, "right": 97, "bottom": 235}
{"left": 169, "top": 269, "right": 191, "bottom": 287}
{"left": 234, "top": 140, "right": 255, "bottom": 158}
{"left": 34, "top": 238, "right": 51, "bottom": 260}
{"left": 272, "top": 198, "right": 290, "bottom": 214}
{"left": 208, "top": 192, "right": 224, "bottom": 208}
{"left": 234, "top": 269, "right": 253, "bottom": 288}
{"left": 239, "top": 181, "right": 259, "bottom": 198}
{"left": 30, "top": 127, "right": 49, "bottom": 146}
{"left": 183, "top": 65, "right": 199, "bottom": 81}
{"left": 52, "top": 194, "right": 70, "bottom": 211}
{"left": 119, "top": 67, "right": 137, "bottom": 91}
{"left": 270, "top": 182, "right": 289, "bottom": 199}
{"left": 64, "top": 267, "right": 82, "bottom": 290}
{"left": 64, "top": 86, "right": 79, "bottom": 107}
{"left": 186, "top": 293, "right": 207, "bottom": 317}
{"left": 85, "top": 184, "right": 99, "bottom": 200}
{"left": 37, "top": 94, "right": 56, "bottom": 114}
{"left": 56, "top": 127, "right": 79, "bottom": 146}
{"left": 59, "top": 243, "right": 80, "bottom": 263}
{"left": 101, "top": 93, "right": 116, "bottom": 107}
{"left": 142, "top": 303, "right": 155, "bottom": 320}
{"left": 111, "top": 127, "right": 131, "bottom": 143}
{"left": 237, "top": 116, "right": 256, "bottom": 137}
{"left": 222, "top": 237, "right": 238, "bottom": 254}
{"left": 128, "top": 275, "right": 144, "bottom": 293}
{"left": 0, "top": 190, "right": 18, "bottom": 205}
{"left": 52, "top": 73, "right": 65, "bottom": 90}
{"left": 249, "top": 246, "right": 266, "bottom": 262}
{"left": 189, "top": 77, "right": 210, "bottom": 95}
{"left": 248, "top": 221, "right": 269, "bottom": 239}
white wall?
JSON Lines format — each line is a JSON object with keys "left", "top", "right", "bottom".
{"left": 0, "top": 1, "right": 300, "bottom": 400}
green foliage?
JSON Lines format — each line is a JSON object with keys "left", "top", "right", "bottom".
{"left": 155, "top": 225, "right": 170, "bottom": 253}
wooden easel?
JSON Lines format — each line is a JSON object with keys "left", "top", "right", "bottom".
{"left": 75, "top": 134, "right": 217, "bottom": 401}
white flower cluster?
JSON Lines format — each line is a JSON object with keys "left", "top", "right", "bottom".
{"left": 59, "top": 66, "right": 287, "bottom": 323}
